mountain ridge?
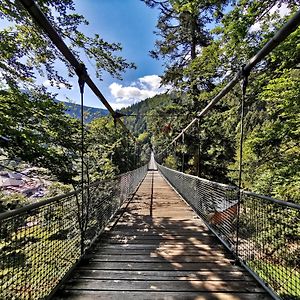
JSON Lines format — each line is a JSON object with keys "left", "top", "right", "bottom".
{"left": 57, "top": 100, "right": 109, "bottom": 123}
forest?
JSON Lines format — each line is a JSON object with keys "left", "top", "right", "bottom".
{"left": 0, "top": 0, "right": 299, "bottom": 208}
{"left": 0, "top": 1, "right": 299, "bottom": 299}
{"left": 121, "top": 0, "right": 299, "bottom": 204}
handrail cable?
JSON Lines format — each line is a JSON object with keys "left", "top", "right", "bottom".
{"left": 18, "top": 0, "right": 135, "bottom": 141}
{"left": 0, "top": 164, "right": 149, "bottom": 222}
{"left": 235, "top": 66, "right": 249, "bottom": 258}
{"left": 157, "top": 9, "right": 300, "bottom": 157}
{"left": 78, "top": 64, "right": 87, "bottom": 255}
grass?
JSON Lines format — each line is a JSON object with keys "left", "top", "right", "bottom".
{"left": 0, "top": 196, "right": 119, "bottom": 299}
{"left": 1, "top": 230, "right": 80, "bottom": 299}
{"left": 248, "top": 259, "right": 300, "bottom": 299}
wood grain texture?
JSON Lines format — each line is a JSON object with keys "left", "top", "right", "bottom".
{"left": 53, "top": 171, "right": 271, "bottom": 300}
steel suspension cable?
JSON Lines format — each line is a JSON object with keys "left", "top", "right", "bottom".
{"left": 235, "top": 68, "right": 249, "bottom": 258}
{"left": 77, "top": 64, "right": 87, "bottom": 255}
{"left": 182, "top": 133, "right": 185, "bottom": 173}
{"left": 156, "top": 9, "right": 300, "bottom": 157}
{"left": 19, "top": 0, "right": 135, "bottom": 142}
{"left": 197, "top": 119, "right": 201, "bottom": 177}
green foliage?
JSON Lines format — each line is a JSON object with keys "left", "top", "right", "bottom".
{"left": 142, "top": 0, "right": 228, "bottom": 89}
{"left": 0, "top": 88, "right": 80, "bottom": 183}
{"left": 0, "top": 0, "right": 135, "bottom": 88}
{"left": 243, "top": 69, "right": 300, "bottom": 201}
{"left": 47, "top": 182, "right": 73, "bottom": 197}
{"left": 164, "top": 155, "right": 177, "bottom": 169}
{"left": 0, "top": 0, "right": 136, "bottom": 187}
{"left": 61, "top": 101, "right": 108, "bottom": 123}
{"left": 0, "top": 192, "right": 29, "bottom": 213}
{"left": 141, "top": 0, "right": 299, "bottom": 203}
{"left": 248, "top": 260, "right": 300, "bottom": 299}
{"left": 120, "top": 93, "right": 173, "bottom": 134}
{"left": 86, "top": 117, "right": 138, "bottom": 181}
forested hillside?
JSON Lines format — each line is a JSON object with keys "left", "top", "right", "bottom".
{"left": 0, "top": 0, "right": 138, "bottom": 211}
{"left": 119, "top": 93, "right": 173, "bottom": 134}
{"left": 136, "top": 0, "right": 300, "bottom": 203}
{"left": 58, "top": 101, "right": 108, "bottom": 123}
{"left": 0, "top": 1, "right": 299, "bottom": 299}
{"left": 0, "top": 0, "right": 299, "bottom": 205}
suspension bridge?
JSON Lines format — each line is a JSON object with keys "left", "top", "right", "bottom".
{"left": 53, "top": 160, "right": 272, "bottom": 300}
{"left": 1, "top": 156, "right": 299, "bottom": 299}
{"left": 0, "top": 1, "right": 299, "bottom": 300}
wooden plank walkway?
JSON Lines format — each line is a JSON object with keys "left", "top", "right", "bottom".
{"left": 54, "top": 171, "right": 271, "bottom": 300}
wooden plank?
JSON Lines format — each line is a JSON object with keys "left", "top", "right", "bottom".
{"left": 61, "top": 279, "right": 266, "bottom": 293}
{"left": 102, "top": 231, "right": 214, "bottom": 237}
{"left": 93, "top": 244, "right": 225, "bottom": 251}
{"left": 54, "top": 171, "right": 271, "bottom": 299}
{"left": 72, "top": 270, "right": 253, "bottom": 281}
{"left": 101, "top": 234, "right": 215, "bottom": 240}
{"left": 88, "top": 250, "right": 231, "bottom": 258}
{"left": 85, "top": 254, "right": 234, "bottom": 263}
{"left": 116, "top": 217, "right": 203, "bottom": 222}
{"left": 78, "top": 261, "right": 243, "bottom": 271}
{"left": 90, "top": 248, "right": 230, "bottom": 256}
{"left": 101, "top": 238, "right": 219, "bottom": 244}
{"left": 54, "top": 290, "right": 271, "bottom": 300}
{"left": 101, "top": 237, "right": 217, "bottom": 242}
{"left": 113, "top": 224, "right": 208, "bottom": 229}
{"left": 106, "top": 229, "right": 211, "bottom": 234}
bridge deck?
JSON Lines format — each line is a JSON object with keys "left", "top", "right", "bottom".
{"left": 54, "top": 171, "right": 270, "bottom": 300}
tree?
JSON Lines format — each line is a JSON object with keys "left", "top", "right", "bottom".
{"left": 86, "top": 117, "right": 137, "bottom": 181}
{"left": 0, "top": 0, "right": 136, "bottom": 182}
{"left": 143, "top": 0, "right": 228, "bottom": 91}
{"left": 143, "top": 0, "right": 300, "bottom": 197}
{"left": 243, "top": 69, "right": 300, "bottom": 201}
{"left": 218, "top": 1, "right": 300, "bottom": 199}
{"left": 0, "top": 0, "right": 135, "bottom": 88}
{"left": 0, "top": 88, "right": 80, "bottom": 183}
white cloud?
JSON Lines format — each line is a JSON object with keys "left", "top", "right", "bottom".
{"left": 249, "top": 22, "right": 262, "bottom": 33}
{"left": 269, "top": 3, "right": 290, "bottom": 17}
{"left": 109, "top": 75, "right": 170, "bottom": 108}
{"left": 109, "top": 82, "right": 157, "bottom": 103}
{"left": 110, "top": 102, "right": 131, "bottom": 110}
{"left": 249, "top": 3, "right": 290, "bottom": 33}
{"left": 139, "top": 75, "right": 161, "bottom": 90}
{"left": 43, "top": 79, "right": 69, "bottom": 89}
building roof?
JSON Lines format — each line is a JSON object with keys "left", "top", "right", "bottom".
{"left": 0, "top": 178, "right": 24, "bottom": 187}
{"left": 8, "top": 172, "right": 23, "bottom": 180}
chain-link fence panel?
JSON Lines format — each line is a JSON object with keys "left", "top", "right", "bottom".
{"left": 239, "top": 192, "right": 300, "bottom": 300}
{"left": 157, "top": 162, "right": 300, "bottom": 300}
{"left": 157, "top": 163, "right": 238, "bottom": 247}
{"left": 0, "top": 164, "right": 147, "bottom": 299}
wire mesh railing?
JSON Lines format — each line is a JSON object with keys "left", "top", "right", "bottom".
{"left": 239, "top": 192, "right": 300, "bottom": 299}
{"left": 157, "top": 162, "right": 300, "bottom": 300}
{"left": 0, "top": 164, "right": 147, "bottom": 300}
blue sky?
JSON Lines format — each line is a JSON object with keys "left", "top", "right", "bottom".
{"left": 44, "top": 0, "right": 166, "bottom": 110}
{"left": 2, "top": 2, "right": 290, "bottom": 110}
